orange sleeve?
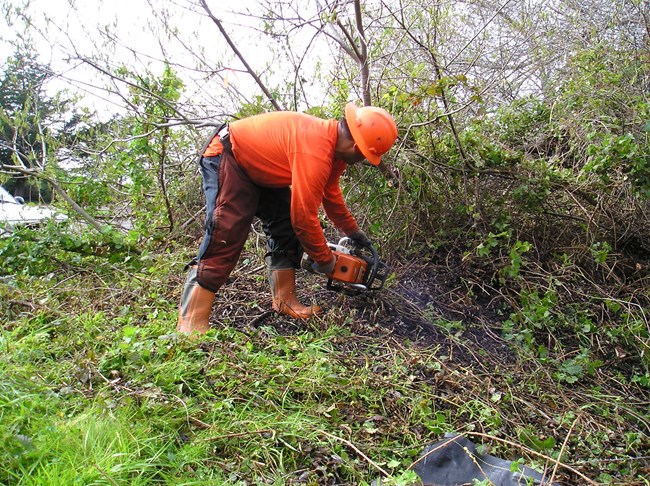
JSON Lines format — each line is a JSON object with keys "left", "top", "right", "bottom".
{"left": 290, "top": 152, "right": 335, "bottom": 266}
{"left": 322, "top": 160, "right": 359, "bottom": 236}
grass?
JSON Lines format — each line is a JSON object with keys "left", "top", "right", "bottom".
{"left": 1, "top": 243, "right": 649, "bottom": 485}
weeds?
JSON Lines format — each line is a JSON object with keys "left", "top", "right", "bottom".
{"left": 1, "top": 236, "right": 649, "bottom": 485}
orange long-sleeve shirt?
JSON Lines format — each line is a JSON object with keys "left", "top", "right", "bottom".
{"left": 203, "top": 111, "right": 359, "bottom": 265}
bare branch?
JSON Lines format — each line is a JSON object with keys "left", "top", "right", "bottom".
{"left": 0, "top": 161, "right": 105, "bottom": 232}
{"left": 199, "top": 0, "right": 283, "bottom": 111}
{"left": 353, "top": 0, "right": 371, "bottom": 106}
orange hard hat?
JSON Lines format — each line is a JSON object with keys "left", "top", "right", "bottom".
{"left": 345, "top": 103, "right": 398, "bottom": 165}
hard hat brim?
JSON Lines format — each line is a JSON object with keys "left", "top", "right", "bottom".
{"left": 345, "top": 103, "right": 382, "bottom": 166}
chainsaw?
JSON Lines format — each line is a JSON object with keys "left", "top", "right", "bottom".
{"left": 303, "top": 237, "right": 389, "bottom": 295}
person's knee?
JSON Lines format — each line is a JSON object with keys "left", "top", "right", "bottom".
{"left": 265, "top": 251, "right": 302, "bottom": 270}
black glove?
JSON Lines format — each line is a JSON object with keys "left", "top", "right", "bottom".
{"left": 347, "top": 229, "right": 372, "bottom": 247}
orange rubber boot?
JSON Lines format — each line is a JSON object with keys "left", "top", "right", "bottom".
{"left": 177, "top": 266, "right": 216, "bottom": 334}
{"left": 269, "top": 268, "right": 321, "bottom": 319}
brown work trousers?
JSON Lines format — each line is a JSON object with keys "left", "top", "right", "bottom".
{"left": 195, "top": 151, "right": 303, "bottom": 292}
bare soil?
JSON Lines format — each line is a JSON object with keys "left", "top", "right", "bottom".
{"left": 212, "top": 252, "right": 515, "bottom": 368}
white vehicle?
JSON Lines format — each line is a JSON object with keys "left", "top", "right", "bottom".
{"left": 0, "top": 185, "right": 68, "bottom": 235}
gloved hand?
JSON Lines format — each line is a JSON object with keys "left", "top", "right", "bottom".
{"left": 313, "top": 257, "right": 336, "bottom": 275}
{"left": 301, "top": 254, "right": 316, "bottom": 273}
{"left": 347, "top": 229, "right": 372, "bottom": 247}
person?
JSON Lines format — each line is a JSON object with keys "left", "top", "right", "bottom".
{"left": 177, "top": 103, "right": 398, "bottom": 334}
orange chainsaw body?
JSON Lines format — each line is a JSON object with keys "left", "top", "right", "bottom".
{"left": 300, "top": 237, "right": 388, "bottom": 295}
{"left": 329, "top": 250, "right": 369, "bottom": 285}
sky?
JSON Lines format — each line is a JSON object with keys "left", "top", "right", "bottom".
{"left": 0, "top": 0, "right": 314, "bottom": 117}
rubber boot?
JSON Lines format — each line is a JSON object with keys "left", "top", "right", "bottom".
{"left": 269, "top": 268, "right": 321, "bottom": 319}
{"left": 177, "top": 266, "right": 216, "bottom": 334}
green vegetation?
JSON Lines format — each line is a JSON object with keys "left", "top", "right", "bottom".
{"left": 2, "top": 1, "right": 649, "bottom": 484}
{"left": 1, "top": 221, "right": 648, "bottom": 484}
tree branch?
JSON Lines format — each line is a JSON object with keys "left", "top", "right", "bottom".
{"left": 199, "top": 0, "right": 283, "bottom": 112}
{"left": 353, "top": 0, "right": 371, "bottom": 106}
{"left": 0, "top": 162, "right": 105, "bottom": 232}
{"left": 387, "top": 1, "right": 467, "bottom": 163}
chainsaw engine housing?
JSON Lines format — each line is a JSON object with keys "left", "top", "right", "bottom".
{"left": 329, "top": 251, "right": 369, "bottom": 285}
{"left": 325, "top": 238, "right": 388, "bottom": 295}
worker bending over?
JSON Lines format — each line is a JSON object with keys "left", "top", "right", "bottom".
{"left": 178, "top": 103, "right": 398, "bottom": 333}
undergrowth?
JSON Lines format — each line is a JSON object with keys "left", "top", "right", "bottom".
{"left": 1, "top": 231, "right": 648, "bottom": 485}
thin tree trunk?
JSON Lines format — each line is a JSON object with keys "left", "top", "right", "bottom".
{"left": 353, "top": 0, "right": 371, "bottom": 106}
{"left": 160, "top": 123, "right": 174, "bottom": 232}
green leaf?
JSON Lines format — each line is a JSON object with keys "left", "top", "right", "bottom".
{"left": 123, "top": 326, "right": 137, "bottom": 338}
{"left": 562, "top": 362, "right": 584, "bottom": 376}
{"left": 387, "top": 459, "right": 401, "bottom": 468}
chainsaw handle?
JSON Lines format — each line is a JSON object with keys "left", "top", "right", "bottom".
{"left": 364, "top": 242, "right": 380, "bottom": 287}
{"left": 340, "top": 235, "right": 372, "bottom": 250}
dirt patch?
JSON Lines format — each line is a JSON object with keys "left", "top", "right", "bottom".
{"left": 211, "top": 257, "right": 516, "bottom": 369}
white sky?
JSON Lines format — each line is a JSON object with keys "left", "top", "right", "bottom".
{"left": 0, "top": 0, "right": 327, "bottom": 117}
